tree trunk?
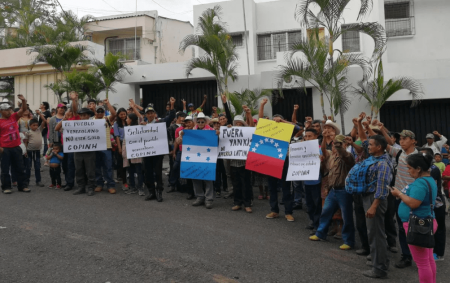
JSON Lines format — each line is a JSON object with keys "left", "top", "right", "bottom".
{"left": 370, "top": 105, "right": 374, "bottom": 118}
{"left": 339, "top": 109, "right": 345, "bottom": 134}
{"left": 105, "top": 88, "right": 109, "bottom": 100}
{"left": 320, "top": 92, "right": 327, "bottom": 118}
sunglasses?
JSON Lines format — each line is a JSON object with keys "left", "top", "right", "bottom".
{"left": 197, "top": 121, "right": 206, "bottom": 124}
{"left": 97, "top": 110, "right": 105, "bottom": 113}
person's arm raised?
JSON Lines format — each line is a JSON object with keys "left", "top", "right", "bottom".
{"left": 292, "top": 104, "right": 299, "bottom": 124}
{"left": 259, "top": 98, "right": 268, "bottom": 119}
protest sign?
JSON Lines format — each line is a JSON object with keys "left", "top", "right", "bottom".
{"left": 286, "top": 140, "right": 321, "bottom": 181}
{"left": 180, "top": 130, "right": 218, "bottom": 181}
{"left": 246, "top": 119, "right": 294, "bottom": 178}
{"left": 63, "top": 120, "right": 107, "bottom": 152}
{"left": 124, "top": 124, "right": 169, "bottom": 159}
{"left": 218, "top": 126, "right": 255, "bottom": 160}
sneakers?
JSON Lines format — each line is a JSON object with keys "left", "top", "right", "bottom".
{"left": 3, "top": 189, "right": 12, "bottom": 194}
{"left": 245, "top": 207, "right": 252, "bottom": 213}
{"left": 126, "top": 187, "right": 138, "bottom": 194}
{"left": 362, "top": 270, "right": 387, "bottom": 279}
{"left": 122, "top": 184, "right": 129, "bottom": 191}
{"left": 138, "top": 189, "right": 145, "bottom": 196}
{"left": 108, "top": 188, "right": 116, "bottom": 194}
{"left": 56, "top": 185, "right": 61, "bottom": 189}
{"left": 192, "top": 198, "right": 205, "bottom": 206}
{"left": 339, "top": 244, "right": 352, "bottom": 250}
{"left": 285, "top": 215, "right": 294, "bottom": 222}
{"left": 266, "top": 212, "right": 279, "bottom": 219}
{"left": 36, "top": 182, "right": 45, "bottom": 187}
{"left": 205, "top": 200, "right": 213, "bottom": 209}
{"left": 48, "top": 184, "right": 55, "bottom": 189}
{"left": 395, "top": 256, "right": 412, "bottom": 268}
{"left": 94, "top": 186, "right": 103, "bottom": 192}
{"left": 309, "top": 235, "right": 321, "bottom": 241}
{"left": 434, "top": 253, "right": 444, "bottom": 261}
{"left": 232, "top": 205, "right": 242, "bottom": 211}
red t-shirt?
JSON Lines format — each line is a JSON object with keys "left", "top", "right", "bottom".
{"left": 0, "top": 112, "right": 21, "bottom": 148}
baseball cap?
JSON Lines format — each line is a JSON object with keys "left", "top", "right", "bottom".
{"left": 334, "top": 135, "right": 346, "bottom": 143}
{"left": 188, "top": 103, "right": 194, "bottom": 107}
{"left": 426, "top": 133, "right": 435, "bottom": 139}
{"left": 0, "top": 102, "right": 12, "bottom": 110}
{"left": 57, "top": 103, "right": 67, "bottom": 109}
{"left": 145, "top": 106, "right": 155, "bottom": 113}
{"left": 96, "top": 105, "right": 105, "bottom": 112}
{"left": 399, "top": 130, "right": 415, "bottom": 139}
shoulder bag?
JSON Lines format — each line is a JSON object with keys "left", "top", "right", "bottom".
{"left": 406, "top": 178, "right": 435, "bottom": 248}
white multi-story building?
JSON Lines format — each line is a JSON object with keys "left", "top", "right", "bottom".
{"left": 121, "top": 0, "right": 449, "bottom": 142}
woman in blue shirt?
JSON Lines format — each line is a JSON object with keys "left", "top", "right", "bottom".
{"left": 390, "top": 153, "right": 438, "bottom": 283}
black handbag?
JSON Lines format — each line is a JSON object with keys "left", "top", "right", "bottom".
{"left": 406, "top": 178, "right": 435, "bottom": 248}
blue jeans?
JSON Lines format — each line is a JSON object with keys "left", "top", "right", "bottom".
{"left": 65, "top": 152, "right": 75, "bottom": 187}
{"left": 2, "top": 146, "right": 28, "bottom": 190}
{"left": 26, "top": 150, "right": 41, "bottom": 184}
{"left": 170, "top": 151, "right": 181, "bottom": 187}
{"left": 95, "top": 150, "right": 115, "bottom": 188}
{"left": 128, "top": 163, "right": 143, "bottom": 189}
{"left": 316, "top": 189, "right": 355, "bottom": 247}
{"left": 293, "top": 181, "right": 304, "bottom": 204}
{"left": 304, "top": 184, "right": 322, "bottom": 229}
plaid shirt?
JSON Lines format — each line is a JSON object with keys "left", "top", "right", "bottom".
{"left": 366, "top": 153, "right": 394, "bottom": 199}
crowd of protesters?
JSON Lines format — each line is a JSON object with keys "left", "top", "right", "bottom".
{"left": 0, "top": 92, "right": 448, "bottom": 282}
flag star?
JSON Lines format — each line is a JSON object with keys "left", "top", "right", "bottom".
{"left": 277, "top": 148, "right": 282, "bottom": 152}
{"left": 197, "top": 153, "right": 201, "bottom": 157}
{"left": 278, "top": 153, "right": 283, "bottom": 158}
{"left": 186, "top": 156, "right": 190, "bottom": 160}
{"left": 255, "top": 144, "right": 259, "bottom": 148}
{"left": 187, "top": 147, "right": 191, "bottom": 151}
{"left": 259, "top": 140, "right": 264, "bottom": 144}
{"left": 274, "top": 143, "right": 279, "bottom": 148}
{"left": 265, "top": 138, "right": 269, "bottom": 142}
{"left": 270, "top": 139, "right": 274, "bottom": 144}
{"left": 252, "top": 147, "right": 257, "bottom": 152}
{"left": 206, "top": 157, "right": 211, "bottom": 162}
{"left": 207, "top": 148, "right": 211, "bottom": 152}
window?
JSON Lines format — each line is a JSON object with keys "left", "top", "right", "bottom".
{"left": 385, "top": 0, "right": 415, "bottom": 37}
{"left": 107, "top": 37, "right": 141, "bottom": 60}
{"left": 341, "top": 25, "right": 360, "bottom": 53}
{"left": 230, "top": 34, "right": 243, "bottom": 47}
{"left": 257, "top": 30, "right": 302, "bottom": 60}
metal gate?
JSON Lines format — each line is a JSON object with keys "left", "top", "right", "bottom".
{"left": 141, "top": 80, "right": 218, "bottom": 117}
{"left": 380, "top": 99, "right": 450, "bottom": 146}
{"left": 272, "top": 88, "right": 313, "bottom": 123}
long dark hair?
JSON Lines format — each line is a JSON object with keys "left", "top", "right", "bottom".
{"left": 116, "top": 108, "right": 127, "bottom": 128}
{"left": 127, "top": 113, "right": 138, "bottom": 126}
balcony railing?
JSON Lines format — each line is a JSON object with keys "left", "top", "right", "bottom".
{"left": 386, "top": 17, "right": 415, "bottom": 37}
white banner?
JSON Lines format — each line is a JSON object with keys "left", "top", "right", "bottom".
{"left": 63, "top": 120, "right": 107, "bottom": 152}
{"left": 218, "top": 126, "right": 255, "bottom": 160}
{"left": 124, "top": 124, "right": 169, "bottom": 159}
{"left": 286, "top": 140, "right": 321, "bottom": 181}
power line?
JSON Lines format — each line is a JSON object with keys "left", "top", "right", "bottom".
{"left": 100, "top": 0, "right": 121, "bottom": 12}
{"left": 150, "top": 0, "right": 192, "bottom": 15}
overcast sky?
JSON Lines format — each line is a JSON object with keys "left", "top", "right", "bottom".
{"left": 56, "top": 0, "right": 275, "bottom": 24}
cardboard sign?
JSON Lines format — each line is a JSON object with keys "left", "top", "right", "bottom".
{"left": 180, "top": 130, "right": 218, "bottom": 181}
{"left": 124, "top": 124, "right": 169, "bottom": 159}
{"left": 254, "top": 118, "right": 295, "bottom": 143}
{"left": 218, "top": 126, "right": 255, "bottom": 160}
{"left": 286, "top": 140, "right": 321, "bottom": 181}
{"left": 63, "top": 120, "right": 107, "bottom": 152}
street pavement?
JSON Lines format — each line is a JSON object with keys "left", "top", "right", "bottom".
{"left": 1, "top": 158, "right": 449, "bottom": 283}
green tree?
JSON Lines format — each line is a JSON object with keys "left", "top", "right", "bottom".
{"left": 91, "top": 52, "right": 132, "bottom": 99}
{"left": 227, "top": 89, "right": 272, "bottom": 118}
{"left": 179, "top": 5, "right": 238, "bottom": 96}
{"left": 44, "top": 79, "right": 65, "bottom": 103}
{"left": 293, "top": 0, "right": 387, "bottom": 132}
{"left": 353, "top": 59, "right": 424, "bottom": 119}
{"left": 278, "top": 30, "right": 370, "bottom": 123}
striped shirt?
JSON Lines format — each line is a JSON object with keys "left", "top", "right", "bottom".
{"left": 388, "top": 147, "right": 418, "bottom": 190}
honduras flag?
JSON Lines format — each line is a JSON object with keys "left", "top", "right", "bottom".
{"left": 180, "top": 130, "right": 218, "bottom": 181}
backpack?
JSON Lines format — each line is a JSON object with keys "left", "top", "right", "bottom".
{"left": 390, "top": 150, "right": 402, "bottom": 186}
{"left": 345, "top": 156, "right": 380, "bottom": 194}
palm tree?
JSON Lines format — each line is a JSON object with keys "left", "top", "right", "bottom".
{"left": 91, "top": 52, "right": 132, "bottom": 99}
{"left": 227, "top": 88, "right": 272, "bottom": 118}
{"left": 293, "top": 0, "right": 387, "bottom": 132}
{"left": 278, "top": 30, "right": 371, "bottom": 122}
{"left": 353, "top": 59, "right": 424, "bottom": 119}
{"left": 179, "top": 5, "right": 238, "bottom": 96}
{"left": 44, "top": 79, "right": 66, "bottom": 103}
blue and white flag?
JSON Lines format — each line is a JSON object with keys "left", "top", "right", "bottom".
{"left": 180, "top": 130, "right": 218, "bottom": 181}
